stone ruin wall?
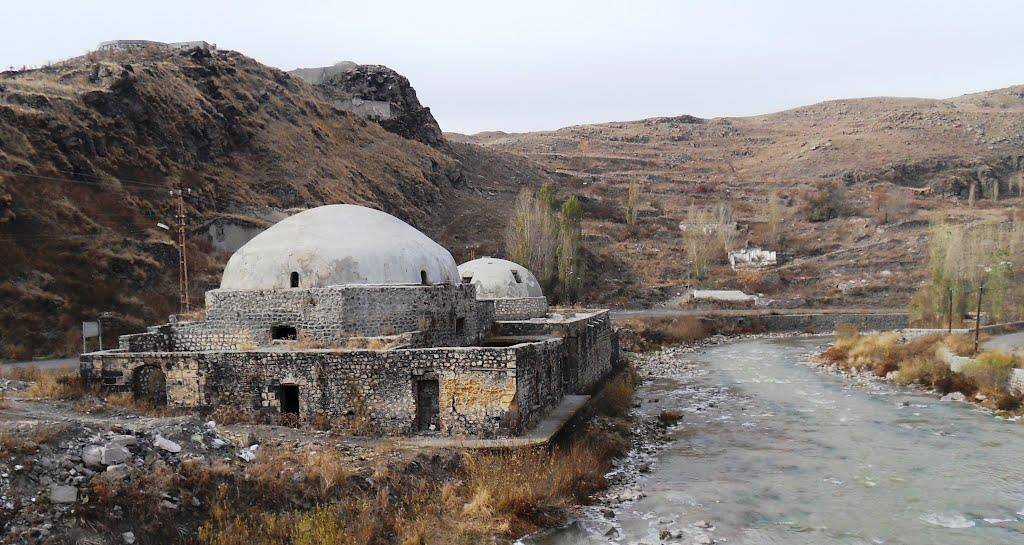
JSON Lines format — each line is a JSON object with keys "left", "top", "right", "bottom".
{"left": 81, "top": 339, "right": 565, "bottom": 438}
{"left": 494, "top": 310, "right": 616, "bottom": 394}
{"left": 120, "top": 284, "right": 494, "bottom": 352}
{"left": 491, "top": 297, "right": 549, "bottom": 321}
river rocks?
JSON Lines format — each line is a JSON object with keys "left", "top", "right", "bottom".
{"left": 941, "top": 391, "right": 967, "bottom": 402}
{"left": 48, "top": 485, "right": 76, "bottom": 504}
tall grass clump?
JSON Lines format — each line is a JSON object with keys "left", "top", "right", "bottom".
{"left": 960, "top": 351, "right": 1018, "bottom": 397}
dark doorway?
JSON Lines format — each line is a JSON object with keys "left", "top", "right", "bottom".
{"left": 271, "top": 325, "right": 297, "bottom": 340}
{"left": 280, "top": 384, "right": 299, "bottom": 415}
{"left": 420, "top": 270, "right": 429, "bottom": 285}
{"left": 290, "top": 271, "right": 299, "bottom": 288}
{"left": 455, "top": 317, "right": 466, "bottom": 334}
{"left": 414, "top": 379, "right": 440, "bottom": 432}
{"left": 132, "top": 366, "right": 167, "bottom": 406}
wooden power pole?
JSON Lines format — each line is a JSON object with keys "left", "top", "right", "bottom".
{"left": 172, "top": 187, "right": 192, "bottom": 313}
{"left": 974, "top": 283, "right": 984, "bottom": 354}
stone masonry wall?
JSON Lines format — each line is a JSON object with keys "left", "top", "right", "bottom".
{"left": 493, "top": 310, "right": 615, "bottom": 394}
{"left": 126, "top": 284, "right": 494, "bottom": 352}
{"left": 491, "top": 297, "right": 548, "bottom": 320}
{"left": 80, "top": 338, "right": 565, "bottom": 438}
{"left": 1010, "top": 369, "right": 1024, "bottom": 394}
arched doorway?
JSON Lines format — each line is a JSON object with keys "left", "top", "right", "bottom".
{"left": 131, "top": 365, "right": 168, "bottom": 406}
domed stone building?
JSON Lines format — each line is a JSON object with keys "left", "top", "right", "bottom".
{"left": 81, "top": 205, "right": 616, "bottom": 439}
{"left": 458, "top": 257, "right": 547, "bottom": 320}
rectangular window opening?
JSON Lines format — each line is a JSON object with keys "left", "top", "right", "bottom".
{"left": 271, "top": 325, "right": 297, "bottom": 340}
{"left": 455, "top": 317, "right": 466, "bottom": 334}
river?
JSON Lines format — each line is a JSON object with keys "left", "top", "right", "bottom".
{"left": 527, "top": 336, "right": 1024, "bottom": 545}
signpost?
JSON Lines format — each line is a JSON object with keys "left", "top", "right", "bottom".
{"left": 82, "top": 321, "right": 102, "bottom": 353}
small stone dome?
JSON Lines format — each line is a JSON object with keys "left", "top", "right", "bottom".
{"left": 458, "top": 257, "right": 544, "bottom": 299}
{"left": 220, "top": 204, "right": 459, "bottom": 290}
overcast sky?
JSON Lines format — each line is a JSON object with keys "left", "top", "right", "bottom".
{"left": 4, "top": 1, "right": 1022, "bottom": 134}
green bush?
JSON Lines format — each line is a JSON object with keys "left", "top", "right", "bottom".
{"left": 960, "top": 351, "right": 1018, "bottom": 396}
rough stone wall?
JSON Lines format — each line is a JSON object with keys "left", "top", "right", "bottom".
{"left": 80, "top": 338, "right": 565, "bottom": 438}
{"left": 707, "top": 312, "right": 909, "bottom": 334}
{"left": 493, "top": 310, "right": 615, "bottom": 394}
{"left": 138, "top": 284, "right": 493, "bottom": 352}
{"left": 1009, "top": 368, "right": 1024, "bottom": 394}
{"left": 491, "top": 297, "right": 548, "bottom": 320}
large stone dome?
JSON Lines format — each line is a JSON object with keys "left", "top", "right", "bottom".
{"left": 220, "top": 204, "right": 459, "bottom": 290}
{"left": 458, "top": 257, "right": 544, "bottom": 299}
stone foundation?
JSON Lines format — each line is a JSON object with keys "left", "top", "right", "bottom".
{"left": 82, "top": 339, "right": 567, "bottom": 438}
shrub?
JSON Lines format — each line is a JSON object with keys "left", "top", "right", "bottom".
{"left": 802, "top": 181, "right": 853, "bottom": 222}
{"left": 960, "top": 351, "right": 1018, "bottom": 396}
{"left": 617, "top": 316, "right": 708, "bottom": 351}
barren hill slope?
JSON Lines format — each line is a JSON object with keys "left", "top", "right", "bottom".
{"left": 0, "top": 47, "right": 554, "bottom": 360}
{"left": 457, "top": 86, "right": 1024, "bottom": 311}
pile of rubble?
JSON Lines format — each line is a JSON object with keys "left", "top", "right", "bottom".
{"left": 0, "top": 414, "right": 342, "bottom": 543}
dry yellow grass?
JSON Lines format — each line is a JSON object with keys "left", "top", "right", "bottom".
{"left": 193, "top": 367, "right": 636, "bottom": 545}
{"left": 24, "top": 369, "right": 87, "bottom": 400}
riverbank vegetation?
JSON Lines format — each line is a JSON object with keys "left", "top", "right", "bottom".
{"left": 820, "top": 328, "right": 1023, "bottom": 412}
{"left": 194, "top": 369, "right": 636, "bottom": 545}
{"left": 910, "top": 219, "right": 1024, "bottom": 326}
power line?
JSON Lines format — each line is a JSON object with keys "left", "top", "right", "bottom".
{"left": 0, "top": 167, "right": 171, "bottom": 191}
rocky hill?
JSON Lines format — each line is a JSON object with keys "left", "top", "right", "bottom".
{"left": 290, "top": 62, "right": 445, "bottom": 147}
{"left": 456, "top": 87, "right": 1024, "bottom": 312}
{"left": 0, "top": 46, "right": 554, "bottom": 360}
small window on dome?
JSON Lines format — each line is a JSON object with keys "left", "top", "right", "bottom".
{"left": 420, "top": 270, "right": 429, "bottom": 285}
{"left": 290, "top": 271, "right": 299, "bottom": 288}
{"left": 461, "top": 275, "right": 473, "bottom": 284}
{"left": 511, "top": 270, "right": 522, "bottom": 283}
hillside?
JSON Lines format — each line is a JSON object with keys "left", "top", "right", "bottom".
{"left": 0, "top": 46, "right": 555, "bottom": 360}
{"left": 456, "top": 86, "right": 1024, "bottom": 311}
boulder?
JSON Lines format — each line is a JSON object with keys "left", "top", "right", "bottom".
{"left": 153, "top": 435, "right": 182, "bottom": 453}
{"left": 49, "top": 485, "right": 77, "bottom": 504}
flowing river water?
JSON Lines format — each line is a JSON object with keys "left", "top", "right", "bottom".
{"left": 527, "top": 336, "right": 1024, "bottom": 545}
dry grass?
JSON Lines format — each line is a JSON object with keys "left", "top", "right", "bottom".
{"left": 0, "top": 423, "right": 70, "bottom": 458}
{"left": 617, "top": 316, "right": 708, "bottom": 352}
{"left": 192, "top": 368, "right": 637, "bottom": 545}
{"left": 24, "top": 369, "right": 87, "bottom": 400}
{"left": 960, "top": 351, "right": 1019, "bottom": 397}
{"left": 0, "top": 365, "right": 45, "bottom": 382}
{"left": 822, "top": 331, "right": 991, "bottom": 396}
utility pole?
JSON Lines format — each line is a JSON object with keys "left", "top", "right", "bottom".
{"left": 974, "top": 283, "right": 984, "bottom": 354}
{"left": 171, "top": 186, "right": 192, "bottom": 313}
{"left": 947, "top": 287, "right": 953, "bottom": 333}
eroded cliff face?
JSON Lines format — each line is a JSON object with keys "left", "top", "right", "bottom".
{"left": 291, "top": 62, "right": 445, "bottom": 148}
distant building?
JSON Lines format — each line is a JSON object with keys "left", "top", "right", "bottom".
{"left": 81, "top": 205, "right": 616, "bottom": 438}
{"left": 96, "top": 40, "right": 216, "bottom": 53}
{"left": 728, "top": 247, "right": 778, "bottom": 271}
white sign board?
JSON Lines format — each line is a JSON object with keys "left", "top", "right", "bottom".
{"left": 82, "top": 321, "right": 100, "bottom": 338}
{"left": 82, "top": 321, "right": 103, "bottom": 352}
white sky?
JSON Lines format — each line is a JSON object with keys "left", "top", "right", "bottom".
{"left": 3, "top": 1, "right": 1022, "bottom": 134}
